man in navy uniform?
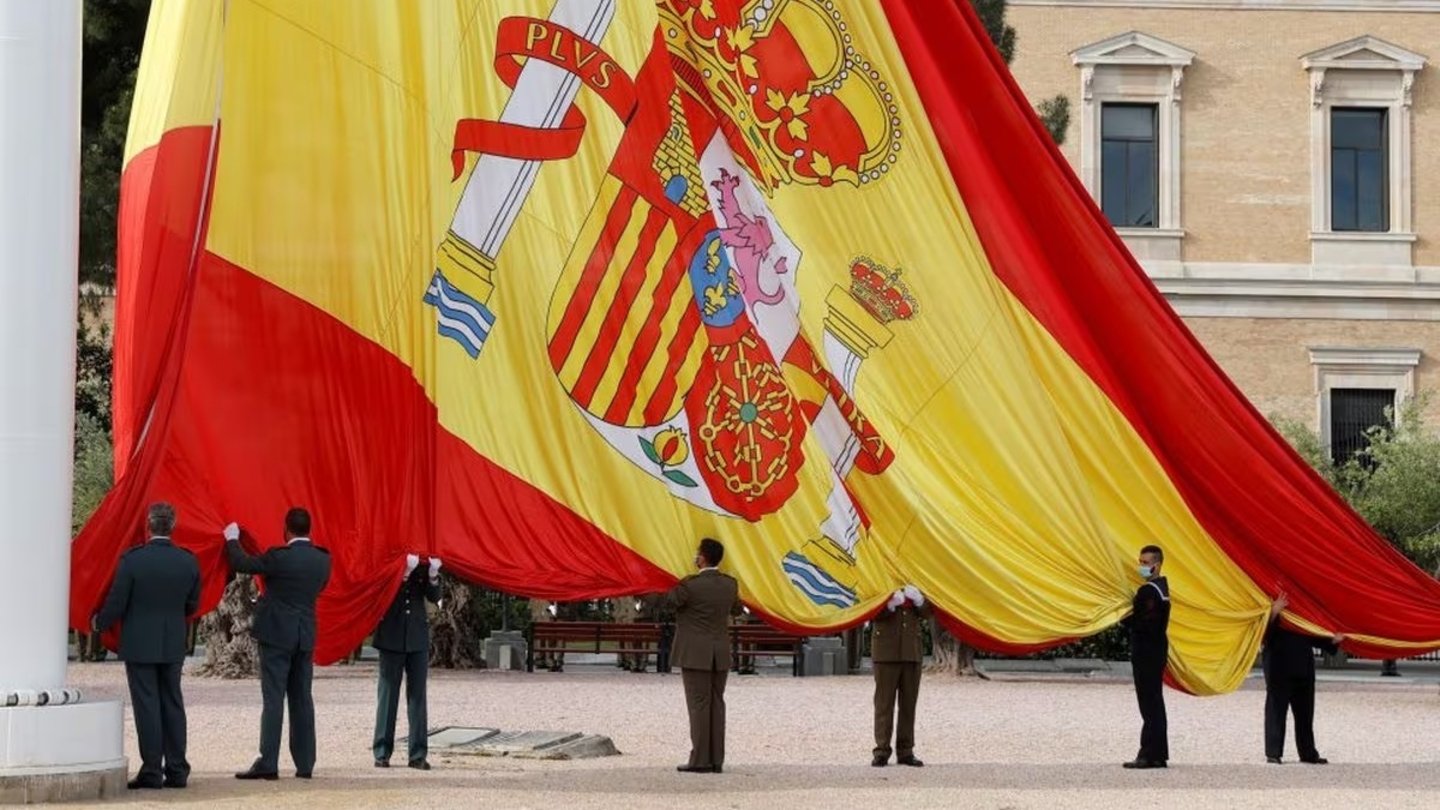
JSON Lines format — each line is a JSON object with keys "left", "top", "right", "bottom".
{"left": 1122, "top": 544, "right": 1170, "bottom": 770}
{"left": 666, "top": 538, "right": 741, "bottom": 774}
{"left": 372, "top": 553, "right": 443, "bottom": 770}
{"left": 1263, "top": 591, "right": 1344, "bottom": 764}
{"left": 223, "top": 507, "right": 332, "bottom": 780}
{"left": 93, "top": 502, "right": 201, "bottom": 790}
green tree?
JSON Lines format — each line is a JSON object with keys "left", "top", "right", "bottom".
{"left": 1272, "top": 398, "right": 1440, "bottom": 574}
{"left": 81, "top": 0, "right": 150, "bottom": 287}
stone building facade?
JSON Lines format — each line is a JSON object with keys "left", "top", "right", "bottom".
{"left": 1007, "top": 0, "right": 1440, "bottom": 461}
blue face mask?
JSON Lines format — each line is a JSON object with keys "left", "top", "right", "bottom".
{"left": 1138, "top": 565, "right": 1154, "bottom": 579}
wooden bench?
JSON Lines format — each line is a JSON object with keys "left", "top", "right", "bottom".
{"left": 526, "top": 620, "right": 810, "bottom": 676}
{"left": 526, "top": 621, "right": 666, "bottom": 672}
{"left": 730, "top": 623, "right": 805, "bottom": 677}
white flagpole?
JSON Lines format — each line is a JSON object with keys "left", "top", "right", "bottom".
{"left": 0, "top": 0, "right": 126, "bottom": 797}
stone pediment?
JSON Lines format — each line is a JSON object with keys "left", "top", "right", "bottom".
{"left": 1301, "top": 36, "right": 1427, "bottom": 72}
{"left": 1071, "top": 31, "right": 1195, "bottom": 68}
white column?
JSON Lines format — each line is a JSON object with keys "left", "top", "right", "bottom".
{"left": 0, "top": 0, "right": 125, "bottom": 798}
{"left": 0, "top": 0, "right": 82, "bottom": 698}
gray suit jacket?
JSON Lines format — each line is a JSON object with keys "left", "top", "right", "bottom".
{"left": 94, "top": 537, "right": 201, "bottom": 664}
{"left": 666, "top": 569, "right": 740, "bottom": 671}
{"left": 226, "top": 538, "right": 331, "bottom": 652}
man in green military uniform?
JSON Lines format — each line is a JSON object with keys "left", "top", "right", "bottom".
{"left": 871, "top": 584, "right": 926, "bottom": 768}
{"left": 372, "top": 553, "right": 443, "bottom": 770}
{"left": 93, "top": 502, "right": 201, "bottom": 790}
{"left": 222, "top": 508, "right": 332, "bottom": 781}
{"left": 666, "top": 538, "right": 741, "bottom": 774}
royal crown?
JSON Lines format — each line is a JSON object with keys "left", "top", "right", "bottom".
{"left": 849, "top": 257, "right": 917, "bottom": 324}
{"left": 659, "top": 0, "right": 902, "bottom": 191}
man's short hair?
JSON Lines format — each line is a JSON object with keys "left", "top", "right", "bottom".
{"left": 147, "top": 502, "right": 177, "bottom": 537}
{"left": 698, "top": 537, "right": 725, "bottom": 567}
{"left": 1140, "top": 544, "right": 1164, "bottom": 562}
{"left": 285, "top": 507, "right": 312, "bottom": 537}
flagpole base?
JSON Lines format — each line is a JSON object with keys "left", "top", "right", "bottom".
{"left": 0, "top": 701, "right": 127, "bottom": 804}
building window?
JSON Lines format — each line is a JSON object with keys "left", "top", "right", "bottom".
{"left": 1072, "top": 32, "right": 1193, "bottom": 269}
{"left": 1302, "top": 36, "right": 1425, "bottom": 267}
{"left": 1308, "top": 347, "right": 1419, "bottom": 463}
{"left": 1328, "top": 388, "right": 1394, "bottom": 465}
{"left": 1101, "top": 104, "right": 1158, "bottom": 228}
{"left": 1330, "top": 108, "right": 1388, "bottom": 232}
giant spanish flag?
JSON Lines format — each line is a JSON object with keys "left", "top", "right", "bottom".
{"left": 72, "top": 0, "right": 1440, "bottom": 694}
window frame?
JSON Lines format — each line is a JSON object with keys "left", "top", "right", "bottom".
{"left": 1100, "top": 102, "right": 1161, "bottom": 229}
{"left": 1308, "top": 347, "right": 1419, "bottom": 460}
{"left": 1302, "top": 36, "right": 1425, "bottom": 267}
{"left": 1072, "top": 32, "right": 1194, "bottom": 268}
{"left": 1327, "top": 387, "right": 1396, "bottom": 466}
{"left": 1328, "top": 107, "right": 1390, "bottom": 233}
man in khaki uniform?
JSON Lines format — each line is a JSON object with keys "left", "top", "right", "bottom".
{"left": 871, "top": 584, "right": 926, "bottom": 767}
{"left": 666, "top": 538, "right": 740, "bottom": 774}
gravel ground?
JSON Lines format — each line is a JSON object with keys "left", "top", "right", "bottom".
{"left": 64, "top": 661, "right": 1439, "bottom": 809}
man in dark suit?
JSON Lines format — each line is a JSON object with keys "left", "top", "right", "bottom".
{"left": 666, "top": 538, "right": 740, "bottom": 774}
{"left": 871, "top": 584, "right": 927, "bottom": 768}
{"left": 93, "top": 502, "right": 201, "bottom": 790}
{"left": 372, "top": 553, "right": 442, "bottom": 770}
{"left": 1263, "top": 592, "right": 1343, "bottom": 764}
{"left": 223, "top": 507, "right": 332, "bottom": 780}
{"left": 1122, "top": 544, "right": 1171, "bottom": 770}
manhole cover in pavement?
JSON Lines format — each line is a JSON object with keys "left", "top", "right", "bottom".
{"left": 471, "top": 730, "right": 582, "bottom": 753}
{"left": 426, "top": 726, "right": 501, "bottom": 749}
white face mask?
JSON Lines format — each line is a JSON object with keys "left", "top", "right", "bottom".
{"left": 1138, "top": 564, "right": 1155, "bottom": 579}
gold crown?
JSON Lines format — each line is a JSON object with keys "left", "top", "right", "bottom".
{"left": 849, "top": 257, "right": 917, "bottom": 324}
{"left": 660, "top": 0, "right": 903, "bottom": 191}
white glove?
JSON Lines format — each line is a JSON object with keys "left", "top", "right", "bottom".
{"left": 902, "top": 584, "right": 924, "bottom": 608}
{"left": 428, "top": 557, "right": 442, "bottom": 579}
{"left": 404, "top": 554, "right": 420, "bottom": 576}
{"left": 223, "top": 522, "right": 240, "bottom": 542}
{"left": 886, "top": 589, "right": 906, "bottom": 611}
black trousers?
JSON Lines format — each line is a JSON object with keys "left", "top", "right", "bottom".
{"left": 1264, "top": 672, "right": 1318, "bottom": 759}
{"left": 373, "top": 649, "right": 429, "bottom": 763}
{"left": 1132, "top": 647, "right": 1169, "bottom": 763}
{"left": 125, "top": 662, "right": 189, "bottom": 783}
{"left": 257, "top": 642, "right": 316, "bottom": 774}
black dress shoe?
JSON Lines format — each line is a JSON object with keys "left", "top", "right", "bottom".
{"left": 897, "top": 755, "right": 925, "bottom": 768}
{"left": 235, "top": 763, "right": 279, "bottom": 781}
{"left": 1266, "top": 756, "right": 1283, "bottom": 765}
{"left": 408, "top": 760, "right": 431, "bottom": 771}
{"left": 676, "top": 764, "right": 714, "bottom": 773}
{"left": 1300, "top": 756, "right": 1329, "bottom": 765}
{"left": 163, "top": 778, "right": 188, "bottom": 789}
{"left": 1122, "top": 759, "right": 1161, "bottom": 770}
{"left": 127, "top": 777, "right": 163, "bottom": 790}
{"left": 712, "top": 764, "right": 723, "bottom": 774}
{"left": 296, "top": 771, "right": 312, "bottom": 779}
{"left": 374, "top": 759, "right": 390, "bottom": 768}
{"left": 871, "top": 755, "right": 888, "bottom": 767}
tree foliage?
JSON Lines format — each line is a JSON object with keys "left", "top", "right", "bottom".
{"left": 1273, "top": 398, "right": 1440, "bottom": 575}
{"left": 1037, "top": 94, "right": 1071, "bottom": 147}
{"left": 81, "top": 0, "right": 149, "bottom": 287}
